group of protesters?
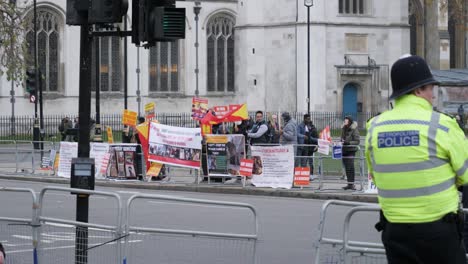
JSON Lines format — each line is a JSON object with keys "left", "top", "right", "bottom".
{"left": 200, "top": 109, "right": 361, "bottom": 189}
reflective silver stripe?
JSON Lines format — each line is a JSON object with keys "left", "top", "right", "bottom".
{"left": 378, "top": 178, "right": 455, "bottom": 198}
{"left": 371, "top": 111, "right": 449, "bottom": 173}
{"left": 372, "top": 158, "right": 448, "bottom": 173}
{"left": 428, "top": 112, "right": 439, "bottom": 157}
{"left": 375, "top": 119, "right": 449, "bottom": 133}
{"left": 367, "top": 116, "right": 380, "bottom": 169}
{"left": 457, "top": 159, "right": 468, "bottom": 177}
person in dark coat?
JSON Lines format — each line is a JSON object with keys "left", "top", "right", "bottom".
{"left": 341, "top": 115, "right": 360, "bottom": 190}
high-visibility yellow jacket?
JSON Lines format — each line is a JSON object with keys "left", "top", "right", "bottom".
{"left": 365, "top": 94, "right": 468, "bottom": 223}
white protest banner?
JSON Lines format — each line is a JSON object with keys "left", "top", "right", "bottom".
{"left": 148, "top": 123, "right": 202, "bottom": 169}
{"left": 57, "top": 142, "right": 78, "bottom": 178}
{"left": 90, "top": 143, "right": 110, "bottom": 179}
{"left": 317, "top": 139, "right": 330, "bottom": 155}
{"left": 250, "top": 145, "right": 295, "bottom": 189}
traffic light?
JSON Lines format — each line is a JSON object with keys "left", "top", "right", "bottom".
{"left": 133, "top": 0, "right": 186, "bottom": 46}
{"left": 148, "top": 7, "right": 185, "bottom": 41}
{"left": 66, "top": 0, "right": 88, "bottom": 25}
{"left": 26, "top": 69, "right": 36, "bottom": 96}
{"left": 89, "top": 0, "right": 129, "bottom": 24}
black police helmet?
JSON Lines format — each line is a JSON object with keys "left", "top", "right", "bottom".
{"left": 390, "top": 55, "right": 440, "bottom": 100}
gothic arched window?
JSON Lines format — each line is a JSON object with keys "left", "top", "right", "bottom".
{"left": 206, "top": 14, "right": 235, "bottom": 93}
{"left": 25, "top": 7, "right": 62, "bottom": 92}
{"left": 149, "top": 41, "right": 180, "bottom": 92}
{"left": 91, "top": 35, "right": 123, "bottom": 92}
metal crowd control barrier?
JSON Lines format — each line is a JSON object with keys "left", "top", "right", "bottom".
{"left": 0, "top": 140, "right": 18, "bottom": 173}
{"left": 0, "top": 140, "right": 59, "bottom": 175}
{"left": 342, "top": 205, "right": 386, "bottom": 264}
{"left": 36, "top": 187, "right": 123, "bottom": 264}
{"left": 314, "top": 200, "right": 384, "bottom": 264}
{"left": 124, "top": 194, "right": 258, "bottom": 264}
{"left": 0, "top": 187, "right": 39, "bottom": 264}
{"left": 314, "top": 146, "right": 367, "bottom": 192}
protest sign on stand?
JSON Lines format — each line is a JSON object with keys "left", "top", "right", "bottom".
{"left": 205, "top": 134, "right": 245, "bottom": 177}
{"left": 57, "top": 142, "right": 78, "bottom": 178}
{"left": 250, "top": 145, "right": 295, "bottom": 189}
{"left": 239, "top": 159, "right": 254, "bottom": 177}
{"left": 148, "top": 123, "right": 202, "bottom": 169}
{"left": 294, "top": 167, "right": 310, "bottom": 188}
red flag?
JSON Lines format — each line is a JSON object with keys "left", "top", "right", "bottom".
{"left": 319, "top": 126, "right": 332, "bottom": 142}
{"left": 201, "top": 104, "right": 248, "bottom": 125}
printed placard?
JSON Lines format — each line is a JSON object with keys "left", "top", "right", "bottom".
{"left": 145, "top": 102, "right": 156, "bottom": 120}
{"left": 240, "top": 159, "right": 254, "bottom": 177}
{"left": 191, "top": 97, "right": 209, "bottom": 120}
{"left": 107, "top": 126, "right": 114, "bottom": 143}
{"left": 332, "top": 145, "right": 342, "bottom": 160}
{"left": 148, "top": 123, "right": 202, "bottom": 169}
{"left": 294, "top": 167, "right": 310, "bottom": 187}
{"left": 122, "top": 109, "right": 138, "bottom": 127}
{"left": 213, "top": 106, "right": 229, "bottom": 117}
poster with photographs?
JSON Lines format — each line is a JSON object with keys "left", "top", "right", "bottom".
{"left": 206, "top": 134, "right": 245, "bottom": 177}
{"left": 148, "top": 123, "right": 202, "bottom": 169}
{"left": 106, "top": 144, "right": 140, "bottom": 179}
{"left": 191, "top": 97, "right": 209, "bottom": 120}
{"left": 250, "top": 145, "right": 295, "bottom": 189}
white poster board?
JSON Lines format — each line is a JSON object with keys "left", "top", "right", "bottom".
{"left": 250, "top": 145, "right": 295, "bottom": 189}
{"left": 57, "top": 142, "right": 78, "bottom": 178}
{"left": 148, "top": 123, "right": 202, "bottom": 169}
{"left": 90, "top": 143, "right": 110, "bottom": 179}
{"left": 317, "top": 139, "right": 330, "bottom": 155}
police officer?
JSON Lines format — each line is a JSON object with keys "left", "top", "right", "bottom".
{"left": 365, "top": 55, "right": 468, "bottom": 264}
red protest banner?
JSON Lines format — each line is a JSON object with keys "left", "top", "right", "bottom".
{"left": 239, "top": 159, "right": 254, "bottom": 177}
{"left": 294, "top": 167, "right": 310, "bottom": 187}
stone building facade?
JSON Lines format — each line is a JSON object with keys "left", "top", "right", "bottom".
{"left": 0, "top": 0, "right": 466, "bottom": 118}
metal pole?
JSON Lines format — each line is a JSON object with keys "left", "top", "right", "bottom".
{"left": 124, "top": 18, "right": 128, "bottom": 110}
{"left": 95, "top": 33, "right": 100, "bottom": 124}
{"left": 136, "top": 46, "right": 141, "bottom": 117}
{"left": 10, "top": 81, "right": 15, "bottom": 136}
{"left": 32, "top": 0, "right": 40, "bottom": 147}
{"left": 307, "top": 6, "right": 310, "bottom": 114}
{"left": 76, "top": 21, "right": 93, "bottom": 264}
{"left": 33, "top": 0, "right": 37, "bottom": 119}
{"left": 194, "top": 3, "right": 201, "bottom": 97}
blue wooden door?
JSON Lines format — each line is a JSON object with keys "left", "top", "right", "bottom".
{"left": 343, "top": 84, "right": 358, "bottom": 120}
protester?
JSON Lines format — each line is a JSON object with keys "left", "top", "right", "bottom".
{"left": 340, "top": 115, "right": 360, "bottom": 190}
{"left": 297, "top": 114, "right": 318, "bottom": 173}
{"left": 366, "top": 55, "right": 467, "bottom": 263}
{"left": 247, "top": 111, "right": 269, "bottom": 145}
{"left": 279, "top": 112, "right": 297, "bottom": 145}
{"left": 58, "top": 117, "right": 72, "bottom": 141}
{"left": 268, "top": 114, "right": 280, "bottom": 143}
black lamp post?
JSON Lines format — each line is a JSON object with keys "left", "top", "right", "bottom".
{"left": 304, "top": 0, "right": 313, "bottom": 114}
{"left": 194, "top": 1, "right": 201, "bottom": 97}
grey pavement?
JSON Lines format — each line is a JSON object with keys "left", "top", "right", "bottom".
{"left": 0, "top": 167, "right": 378, "bottom": 203}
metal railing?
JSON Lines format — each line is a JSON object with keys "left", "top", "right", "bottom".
{"left": 124, "top": 193, "right": 258, "bottom": 264}
{"left": 0, "top": 112, "right": 380, "bottom": 141}
{"left": 314, "top": 200, "right": 385, "bottom": 264}
{"left": 0, "top": 187, "right": 39, "bottom": 264}
{"left": 0, "top": 186, "right": 259, "bottom": 264}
